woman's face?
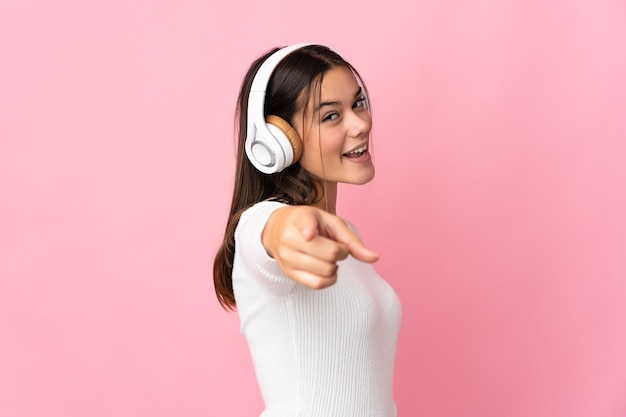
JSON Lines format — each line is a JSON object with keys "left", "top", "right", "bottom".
{"left": 292, "top": 65, "right": 374, "bottom": 186}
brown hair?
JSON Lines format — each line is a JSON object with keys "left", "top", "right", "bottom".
{"left": 213, "top": 45, "right": 367, "bottom": 310}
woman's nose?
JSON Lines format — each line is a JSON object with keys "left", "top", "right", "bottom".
{"left": 347, "top": 110, "right": 371, "bottom": 137}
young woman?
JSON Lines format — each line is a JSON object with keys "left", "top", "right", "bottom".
{"left": 214, "top": 43, "right": 401, "bottom": 417}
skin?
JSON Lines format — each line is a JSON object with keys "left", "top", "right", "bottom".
{"left": 262, "top": 65, "right": 378, "bottom": 289}
{"left": 293, "top": 65, "right": 375, "bottom": 214}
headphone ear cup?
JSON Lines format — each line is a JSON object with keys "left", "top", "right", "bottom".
{"left": 265, "top": 115, "right": 303, "bottom": 164}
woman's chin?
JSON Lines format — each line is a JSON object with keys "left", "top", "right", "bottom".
{"left": 346, "top": 167, "right": 375, "bottom": 185}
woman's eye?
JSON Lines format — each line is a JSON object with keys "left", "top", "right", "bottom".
{"left": 353, "top": 96, "right": 367, "bottom": 109}
{"left": 323, "top": 112, "right": 338, "bottom": 122}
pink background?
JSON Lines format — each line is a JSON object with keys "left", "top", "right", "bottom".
{"left": 1, "top": 0, "right": 625, "bottom": 416}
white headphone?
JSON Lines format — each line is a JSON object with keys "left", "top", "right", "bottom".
{"left": 245, "top": 43, "right": 317, "bottom": 174}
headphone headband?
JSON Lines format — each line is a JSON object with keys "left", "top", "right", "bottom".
{"left": 249, "top": 43, "right": 315, "bottom": 94}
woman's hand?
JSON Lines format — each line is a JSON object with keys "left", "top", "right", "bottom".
{"left": 262, "top": 206, "right": 379, "bottom": 289}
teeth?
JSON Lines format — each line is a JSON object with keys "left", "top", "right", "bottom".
{"left": 345, "top": 145, "right": 367, "bottom": 155}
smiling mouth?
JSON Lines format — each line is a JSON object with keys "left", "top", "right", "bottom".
{"left": 343, "top": 144, "right": 368, "bottom": 158}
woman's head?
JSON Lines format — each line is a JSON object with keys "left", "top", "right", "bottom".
{"left": 236, "top": 44, "right": 372, "bottom": 203}
{"left": 214, "top": 44, "right": 372, "bottom": 309}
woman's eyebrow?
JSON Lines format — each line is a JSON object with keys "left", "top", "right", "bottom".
{"left": 316, "top": 87, "right": 363, "bottom": 111}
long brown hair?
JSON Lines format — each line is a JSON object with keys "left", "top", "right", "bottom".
{"left": 213, "top": 45, "right": 367, "bottom": 310}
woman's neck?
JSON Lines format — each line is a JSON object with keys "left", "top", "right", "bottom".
{"left": 313, "top": 181, "right": 337, "bottom": 214}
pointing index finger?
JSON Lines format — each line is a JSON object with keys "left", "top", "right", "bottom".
{"left": 319, "top": 213, "right": 379, "bottom": 264}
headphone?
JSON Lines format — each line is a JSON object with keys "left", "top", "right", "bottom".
{"left": 245, "top": 43, "right": 317, "bottom": 174}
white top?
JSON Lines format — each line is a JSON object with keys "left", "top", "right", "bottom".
{"left": 233, "top": 201, "right": 402, "bottom": 417}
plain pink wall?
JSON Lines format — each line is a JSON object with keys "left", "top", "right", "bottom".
{"left": 1, "top": 0, "right": 625, "bottom": 416}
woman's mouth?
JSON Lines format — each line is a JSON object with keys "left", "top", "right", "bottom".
{"left": 343, "top": 144, "right": 368, "bottom": 159}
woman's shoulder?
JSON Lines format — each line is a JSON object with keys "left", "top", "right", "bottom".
{"left": 238, "top": 199, "right": 289, "bottom": 227}
{"left": 235, "top": 199, "right": 291, "bottom": 242}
